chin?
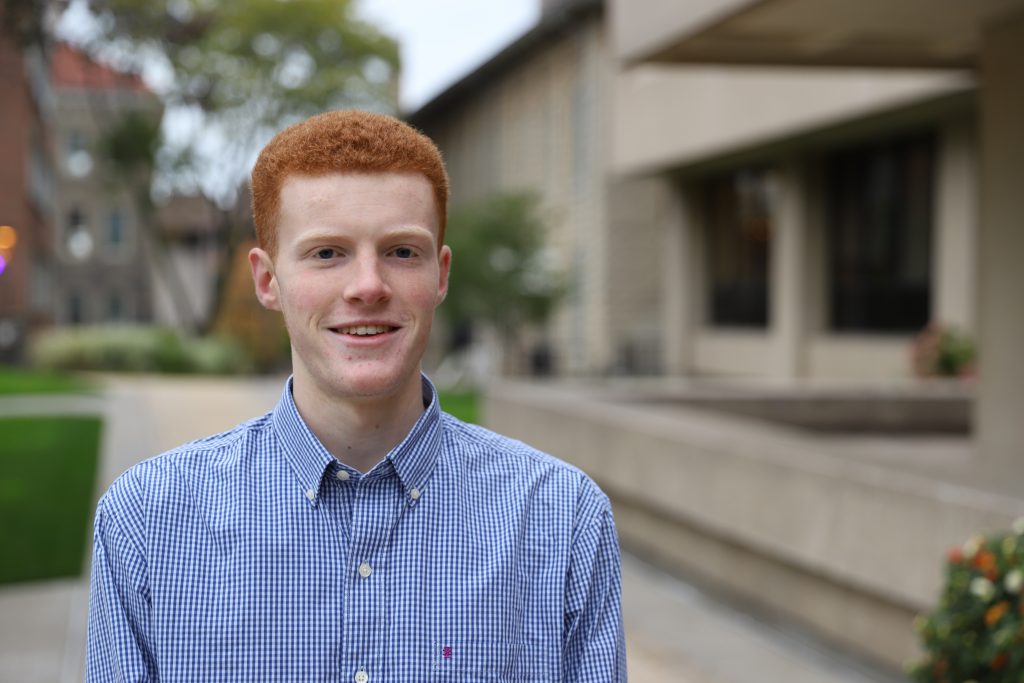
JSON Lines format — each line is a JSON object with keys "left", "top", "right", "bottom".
{"left": 335, "top": 367, "right": 417, "bottom": 401}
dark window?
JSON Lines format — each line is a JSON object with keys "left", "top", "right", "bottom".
{"left": 826, "top": 132, "right": 935, "bottom": 332}
{"left": 66, "top": 207, "right": 85, "bottom": 235}
{"left": 702, "top": 168, "right": 772, "bottom": 327}
{"left": 68, "top": 293, "right": 83, "bottom": 324}
{"left": 109, "top": 211, "right": 124, "bottom": 248}
{"left": 108, "top": 292, "right": 123, "bottom": 321}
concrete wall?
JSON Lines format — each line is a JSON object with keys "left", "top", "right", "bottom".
{"left": 976, "top": 10, "right": 1024, "bottom": 491}
{"left": 415, "top": 13, "right": 619, "bottom": 374}
{"left": 609, "top": 0, "right": 752, "bottom": 64}
{"left": 485, "top": 379, "right": 1024, "bottom": 669}
{"left": 612, "top": 64, "right": 972, "bottom": 176}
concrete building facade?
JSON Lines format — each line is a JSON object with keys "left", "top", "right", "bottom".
{"left": 410, "top": 0, "right": 612, "bottom": 374}
{"left": 416, "top": 0, "right": 1024, "bottom": 672}
{"left": 413, "top": 0, "right": 983, "bottom": 383}
{"left": 49, "top": 44, "right": 160, "bottom": 327}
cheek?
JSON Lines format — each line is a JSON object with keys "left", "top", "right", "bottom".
{"left": 277, "top": 276, "right": 333, "bottom": 318}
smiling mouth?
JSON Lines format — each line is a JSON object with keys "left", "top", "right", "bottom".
{"left": 332, "top": 324, "right": 397, "bottom": 336}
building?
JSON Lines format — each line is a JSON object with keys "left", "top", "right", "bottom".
{"left": 152, "top": 192, "right": 229, "bottom": 332}
{"left": 409, "top": 0, "right": 609, "bottom": 375}
{"left": 49, "top": 43, "right": 161, "bottom": 327}
{"left": 417, "top": 0, "right": 1024, "bottom": 671}
{"left": 411, "top": 0, "right": 978, "bottom": 381}
{"left": 0, "top": 33, "right": 55, "bottom": 362}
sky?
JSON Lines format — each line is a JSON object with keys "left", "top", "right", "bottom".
{"left": 356, "top": 0, "right": 540, "bottom": 111}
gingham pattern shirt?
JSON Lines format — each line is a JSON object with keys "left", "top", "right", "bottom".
{"left": 86, "top": 376, "right": 626, "bottom": 682}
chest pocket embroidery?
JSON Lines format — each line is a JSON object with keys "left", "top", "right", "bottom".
{"left": 431, "top": 639, "right": 554, "bottom": 682}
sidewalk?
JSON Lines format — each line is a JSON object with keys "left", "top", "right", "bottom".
{"left": 1, "top": 375, "right": 907, "bottom": 682}
{"left": 622, "top": 554, "right": 904, "bottom": 683}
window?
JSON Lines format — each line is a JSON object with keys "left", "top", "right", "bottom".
{"left": 108, "top": 211, "right": 124, "bottom": 249}
{"left": 65, "top": 130, "right": 93, "bottom": 177}
{"left": 68, "top": 292, "right": 84, "bottom": 324}
{"left": 65, "top": 207, "right": 93, "bottom": 261}
{"left": 108, "top": 292, "right": 123, "bottom": 321}
{"left": 825, "top": 132, "right": 935, "bottom": 333}
{"left": 702, "top": 168, "right": 773, "bottom": 327}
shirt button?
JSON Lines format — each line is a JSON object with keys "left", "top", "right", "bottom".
{"left": 410, "top": 487, "right": 421, "bottom": 500}
{"left": 358, "top": 562, "right": 373, "bottom": 578}
{"left": 336, "top": 470, "right": 350, "bottom": 481}
{"left": 305, "top": 489, "right": 315, "bottom": 501}
{"left": 354, "top": 670, "right": 369, "bottom": 683}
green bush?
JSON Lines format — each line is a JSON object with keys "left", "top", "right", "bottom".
{"left": 29, "top": 325, "right": 253, "bottom": 375}
{"left": 909, "top": 520, "right": 1024, "bottom": 681}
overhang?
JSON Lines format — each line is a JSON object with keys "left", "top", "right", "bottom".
{"left": 615, "top": 0, "right": 1024, "bottom": 68}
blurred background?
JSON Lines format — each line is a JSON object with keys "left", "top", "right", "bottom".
{"left": 2, "top": 0, "right": 1023, "bottom": 680}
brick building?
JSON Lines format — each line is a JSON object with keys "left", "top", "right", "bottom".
{"left": 0, "top": 34, "right": 55, "bottom": 362}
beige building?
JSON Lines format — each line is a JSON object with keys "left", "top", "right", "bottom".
{"left": 409, "top": 0, "right": 609, "bottom": 374}
{"left": 417, "top": 0, "right": 1024, "bottom": 672}
{"left": 611, "top": 0, "right": 1024, "bottom": 492}
{"left": 50, "top": 44, "right": 161, "bottom": 326}
{"left": 412, "top": 0, "right": 982, "bottom": 383}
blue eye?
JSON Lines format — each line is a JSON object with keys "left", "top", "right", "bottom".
{"left": 393, "top": 247, "right": 415, "bottom": 259}
{"left": 314, "top": 248, "right": 336, "bottom": 260}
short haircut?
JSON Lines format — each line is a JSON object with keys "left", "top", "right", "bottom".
{"left": 250, "top": 109, "right": 449, "bottom": 257}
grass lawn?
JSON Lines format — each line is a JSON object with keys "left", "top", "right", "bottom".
{"left": 438, "top": 390, "right": 479, "bottom": 425}
{"left": 0, "top": 416, "right": 102, "bottom": 584}
{"left": 0, "top": 366, "right": 93, "bottom": 395}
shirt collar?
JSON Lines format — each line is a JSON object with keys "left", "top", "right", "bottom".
{"left": 271, "top": 374, "right": 443, "bottom": 505}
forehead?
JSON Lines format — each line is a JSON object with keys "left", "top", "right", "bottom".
{"left": 277, "top": 171, "right": 439, "bottom": 236}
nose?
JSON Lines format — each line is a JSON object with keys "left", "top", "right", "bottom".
{"left": 343, "top": 252, "right": 391, "bottom": 305}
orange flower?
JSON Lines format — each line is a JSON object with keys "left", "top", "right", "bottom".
{"left": 986, "top": 601, "right": 1010, "bottom": 626}
{"left": 992, "top": 652, "right": 1008, "bottom": 671}
{"left": 947, "top": 546, "right": 964, "bottom": 564}
{"left": 974, "top": 550, "right": 997, "bottom": 573}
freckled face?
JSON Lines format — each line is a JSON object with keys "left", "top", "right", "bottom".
{"left": 249, "top": 172, "right": 450, "bottom": 405}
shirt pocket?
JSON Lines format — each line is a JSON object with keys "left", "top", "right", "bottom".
{"left": 430, "top": 639, "right": 555, "bottom": 682}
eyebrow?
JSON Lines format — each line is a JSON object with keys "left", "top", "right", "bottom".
{"left": 294, "top": 226, "right": 436, "bottom": 248}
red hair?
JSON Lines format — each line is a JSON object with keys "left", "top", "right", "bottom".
{"left": 251, "top": 110, "right": 449, "bottom": 257}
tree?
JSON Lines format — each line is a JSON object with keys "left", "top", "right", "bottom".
{"left": 441, "top": 191, "right": 564, "bottom": 371}
{"left": 55, "top": 0, "right": 400, "bottom": 333}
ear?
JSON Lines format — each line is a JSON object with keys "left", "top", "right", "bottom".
{"left": 436, "top": 244, "right": 451, "bottom": 305}
{"left": 249, "top": 247, "right": 281, "bottom": 311}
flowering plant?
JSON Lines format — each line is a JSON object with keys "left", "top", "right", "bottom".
{"left": 909, "top": 519, "right": 1024, "bottom": 682}
{"left": 910, "top": 323, "right": 976, "bottom": 378}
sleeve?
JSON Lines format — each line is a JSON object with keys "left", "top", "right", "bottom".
{"left": 85, "top": 494, "right": 158, "bottom": 682}
{"left": 561, "top": 495, "right": 627, "bottom": 682}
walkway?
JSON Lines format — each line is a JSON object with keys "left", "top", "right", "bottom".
{"left": 0, "top": 375, "right": 904, "bottom": 682}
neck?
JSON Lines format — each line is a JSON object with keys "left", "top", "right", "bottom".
{"left": 292, "top": 373, "right": 426, "bottom": 474}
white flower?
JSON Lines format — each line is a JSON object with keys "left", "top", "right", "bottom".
{"left": 970, "top": 576, "right": 995, "bottom": 600}
{"left": 1005, "top": 569, "right": 1023, "bottom": 594}
{"left": 1013, "top": 517, "right": 1024, "bottom": 535}
{"left": 963, "top": 535, "right": 984, "bottom": 558}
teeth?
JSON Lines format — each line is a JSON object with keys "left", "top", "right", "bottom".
{"left": 337, "top": 325, "right": 392, "bottom": 336}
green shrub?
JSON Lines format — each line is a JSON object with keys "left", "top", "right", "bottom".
{"left": 909, "top": 521, "right": 1024, "bottom": 681}
{"left": 29, "top": 325, "right": 252, "bottom": 375}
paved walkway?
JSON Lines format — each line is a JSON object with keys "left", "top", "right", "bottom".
{"left": 1, "top": 376, "right": 905, "bottom": 682}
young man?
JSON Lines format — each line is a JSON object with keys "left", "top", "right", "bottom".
{"left": 86, "top": 110, "right": 626, "bottom": 682}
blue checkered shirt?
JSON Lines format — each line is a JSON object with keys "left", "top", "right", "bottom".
{"left": 86, "top": 377, "right": 626, "bottom": 682}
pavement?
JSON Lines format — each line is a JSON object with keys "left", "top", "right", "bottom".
{"left": 1, "top": 375, "right": 907, "bottom": 682}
